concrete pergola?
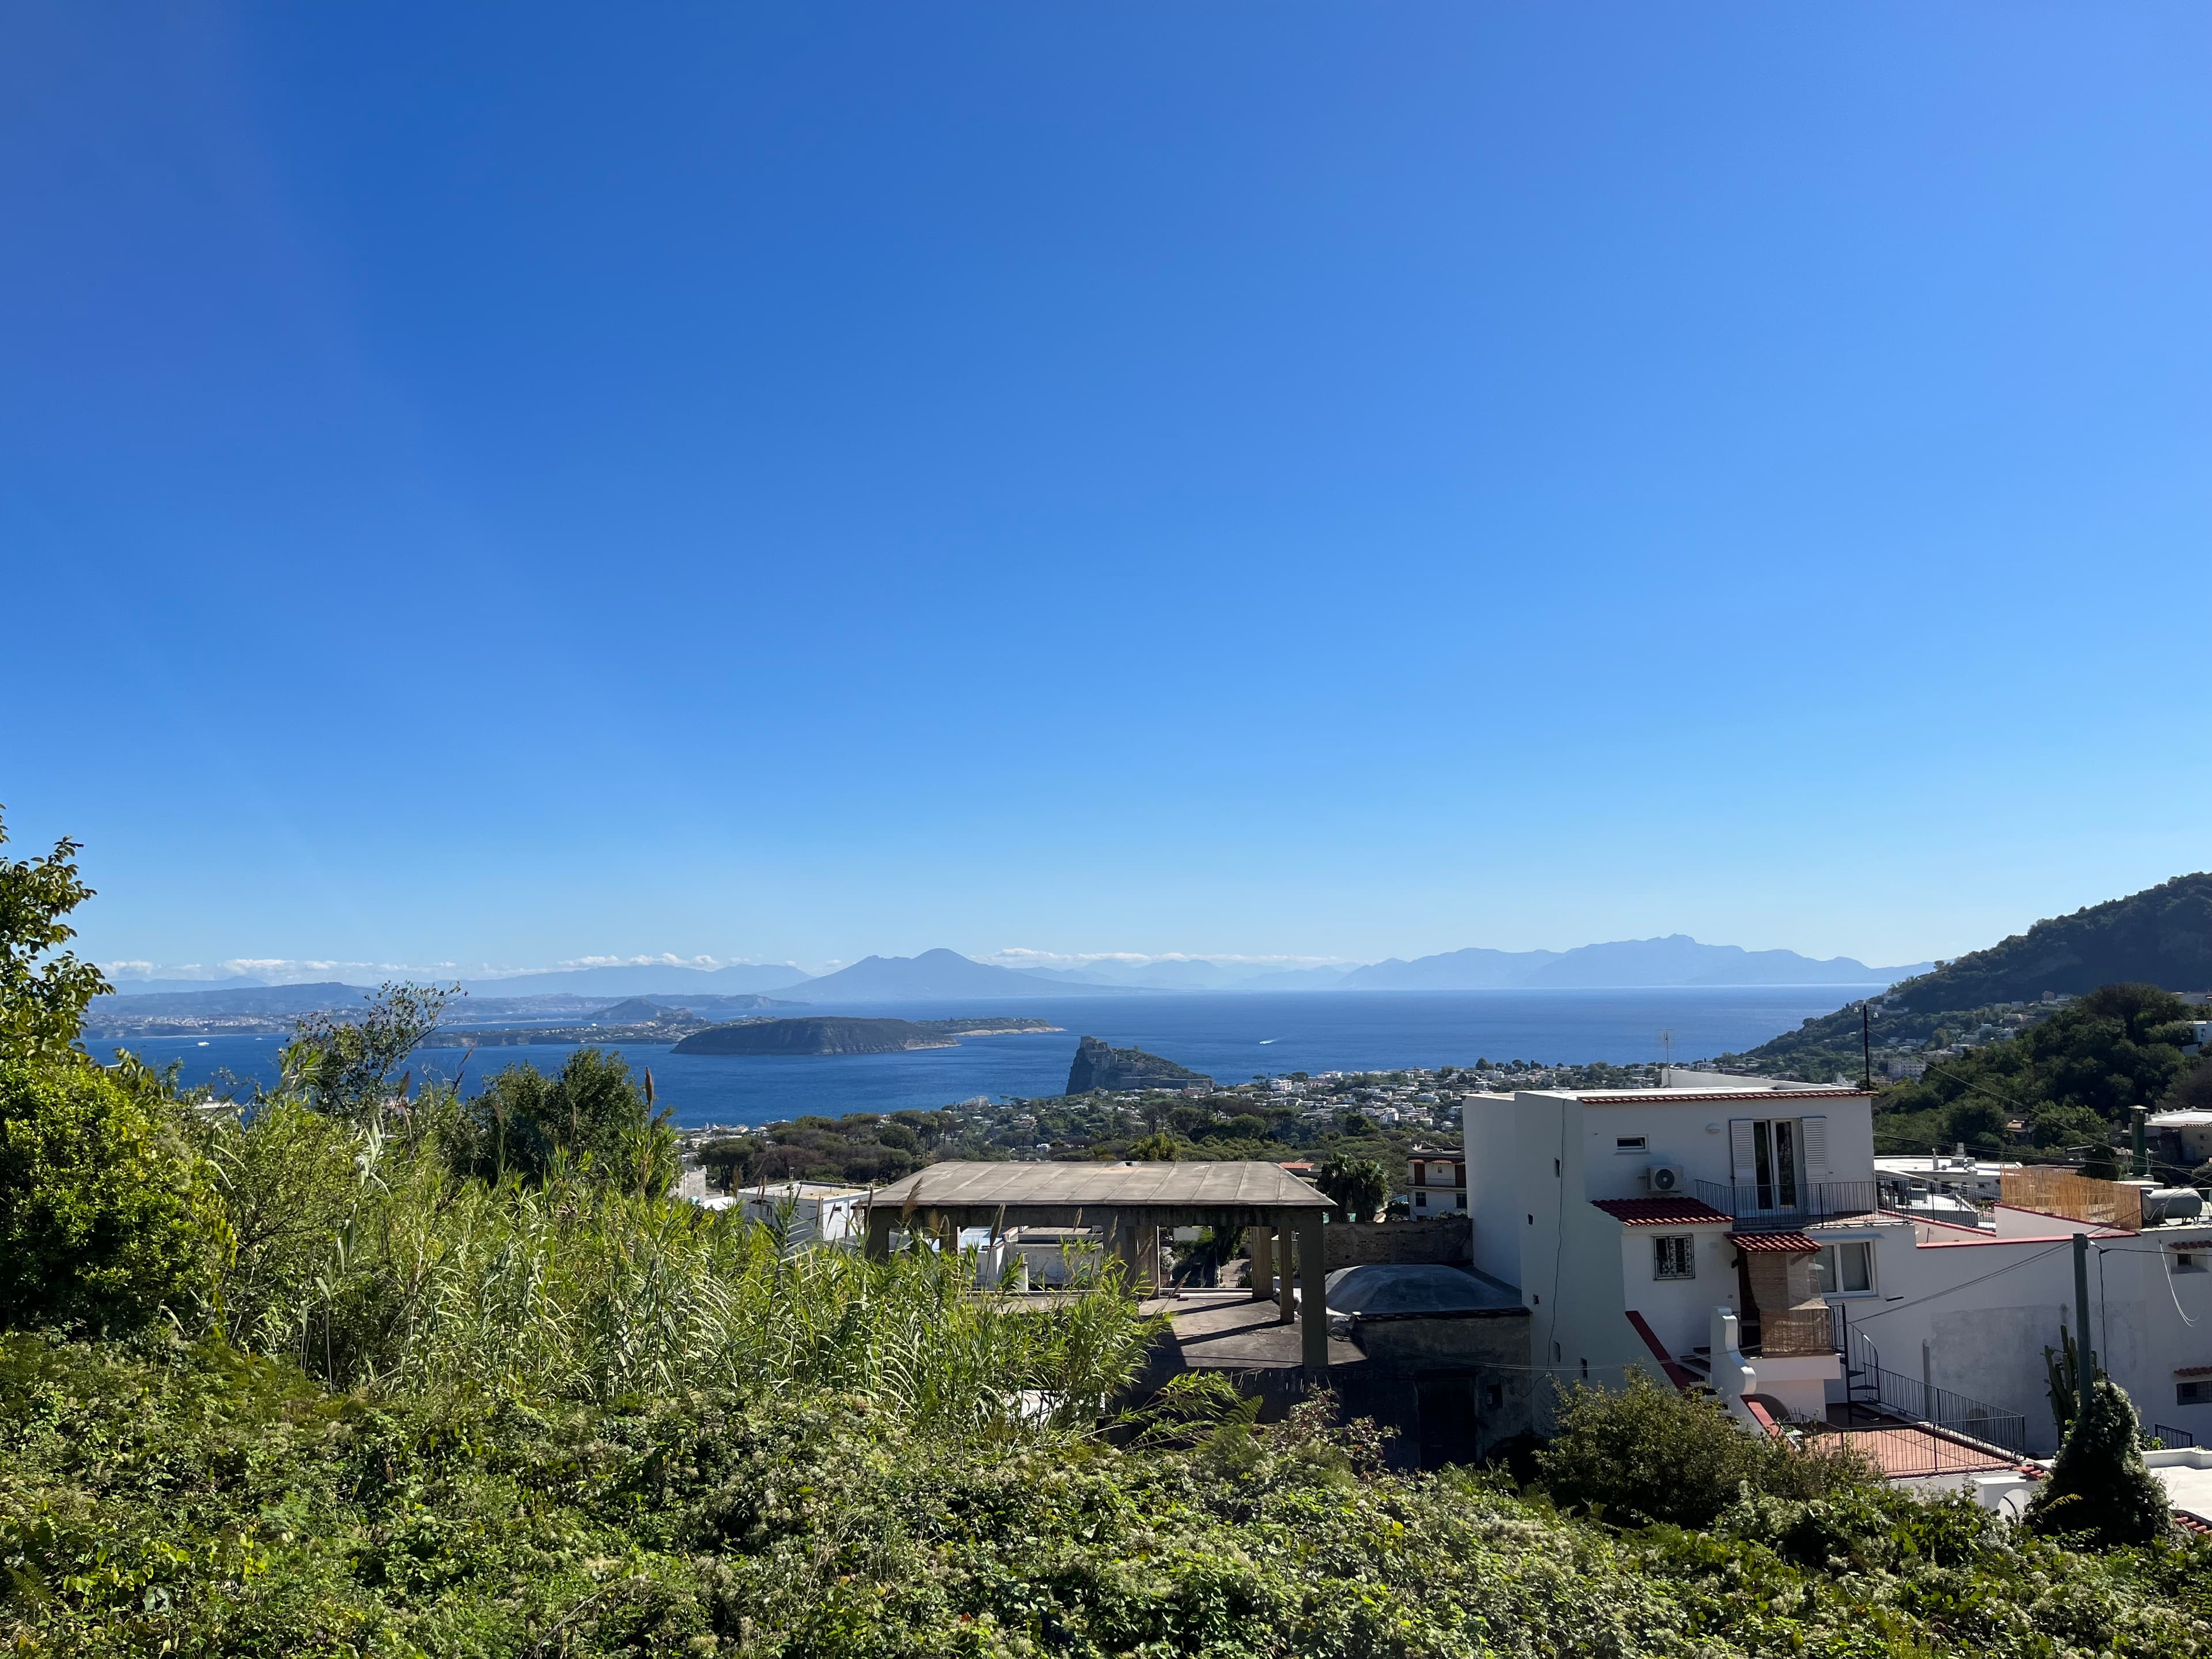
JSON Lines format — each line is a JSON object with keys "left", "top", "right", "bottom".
{"left": 866, "top": 1160, "right": 1337, "bottom": 1373}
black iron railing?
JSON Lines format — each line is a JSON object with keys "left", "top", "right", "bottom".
{"left": 2151, "top": 1423, "right": 2198, "bottom": 1449}
{"left": 1695, "top": 1179, "right": 1880, "bottom": 1232}
{"left": 1832, "top": 1312, "right": 2029, "bottom": 1457}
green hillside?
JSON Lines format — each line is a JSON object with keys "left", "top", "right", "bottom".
{"left": 1719, "top": 873, "right": 2212, "bottom": 1079}
{"left": 1885, "top": 872, "right": 2212, "bottom": 1013}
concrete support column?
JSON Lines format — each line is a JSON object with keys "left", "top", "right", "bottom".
{"left": 1277, "top": 1222, "right": 1297, "bottom": 1324}
{"left": 1248, "top": 1227, "right": 1273, "bottom": 1302}
{"left": 1115, "top": 1217, "right": 1145, "bottom": 1297}
{"left": 1297, "top": 1210, "right": 1328, "bottom": 1374}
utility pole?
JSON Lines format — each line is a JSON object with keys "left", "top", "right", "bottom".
{"left": 2073, "top": 1232, "right": 2094, "bottom": 1425}
{"left": 1860, "top": 1002, "right": 1873, "bottom": 1090}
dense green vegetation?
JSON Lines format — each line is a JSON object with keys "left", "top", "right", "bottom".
{"left": 16, "top": 812, "right": 2212, "bottom": 1654}
{"left": 18, "top": 1331, "right": 2212, "bottom": 1656}
{"left": 700, "top": 1108, "right": 973, "bottom": 1189}
{"left": 1874, "top": 984, "right": 2207, "bottom": 1165}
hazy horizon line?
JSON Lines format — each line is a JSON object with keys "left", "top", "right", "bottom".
{"left": 96, "top": 934, "right": 1933, "bottom": 988}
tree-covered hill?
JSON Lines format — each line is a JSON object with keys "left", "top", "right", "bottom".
{"left": 1885, "top": 872, "right": 2212, "bottom": 1013}
{"left": 1719, "top": 873, "right": 2212, "bottom": 1078}
{"left": 1872, "top": 983, "right": 2205, "bottom": 1166}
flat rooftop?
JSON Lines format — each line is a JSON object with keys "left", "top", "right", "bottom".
{"left": 872, "top": 1160, "right": 1331, "bottom": 1211}
{"left": 1555, "top": 1086, "right": 1871, "bottom": 1105}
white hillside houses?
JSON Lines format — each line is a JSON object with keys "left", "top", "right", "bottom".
{"left": 1467, "top": 1071, "right": 1872, "bottom": 1423}
{"left": 1467, "top": 1069, "right": 2212, "bottom": 1467}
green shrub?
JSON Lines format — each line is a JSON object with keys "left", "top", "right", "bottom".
{"left": 9, "top": 1334, "right": 2212, "bottom": 1658}
{"left": 1315, "top": 1150, "right": 1391, "bottom": 1221}
{"left": 449, "top": 1047, "right": 678, "bottom": 1196}
{"left": 2027, "top": 1376, "right": 2173, "bottom": 1546}
{"left": 1535, "top": 1371, "right": 1874, "bottom": 1528}
{"left": 0, "top": 1059, "right": 232, "bottom": 1334}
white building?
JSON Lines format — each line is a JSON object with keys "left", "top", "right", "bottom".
{"left": 1874, "top": 1149, "right": 2003, "bottom": 1206}
{"left": 1407, "top": 1147, "right": 1467, "bottom": 1216}
{"left": 976, "top": 1226, "right": 1105, "bottom": 1288}
{"left": 1465, "top": 1074, "right": 1872, "bottom": 1423}
{"left": 697, "top": 1180, "right": 869, "bottom": 1247}
{"left": 2147, "top": 1109, "right": 2212, "bottom": 1171}
{"left": 1824, "top": 1179, "right": 2212, "bottom": 1456}
{"left": 1467, "top": 1073, "right": 2212, "bottom": 1456}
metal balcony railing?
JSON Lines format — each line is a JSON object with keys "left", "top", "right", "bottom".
{"left": 1694, "top": 1179, "right": 1880, "bottom": 1232}
{"left": 1834, "top": 1313, "right": 2030, "bottom": 1458}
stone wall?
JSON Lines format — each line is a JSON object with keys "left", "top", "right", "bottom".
{"left": 1322, "top": 1217, "right": 1472, "bottom": 1271}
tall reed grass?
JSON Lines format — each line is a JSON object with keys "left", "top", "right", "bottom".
{"left": 200, "top": 1100, "right": 1157, "bottom": 1441}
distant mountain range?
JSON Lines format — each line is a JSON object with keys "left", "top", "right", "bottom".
{"left": 1339, "top": 935, "right": 1933, "bottom": 991}
{"left": 96, "top": 935, "right": 1939, "bottom": 1013}
{"left": 102, "top": 975, "right": 273, "bottom": 996}
{"left": 456, "top": 963, "right": 813, "bottom": 998}
{"left": 789, "top": 949, "right": 1138, "bottom": 1003}
{"left": 86, "top": 981, "right": 378, "bottom": 1019}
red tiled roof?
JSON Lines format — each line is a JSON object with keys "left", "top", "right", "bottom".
{"left": 1730, "top": 1231, "right": 1821, "bottom": 1253}
{"left": 1842, "top": 1426, "right": 2023, "bottom": 1478}
{"left": 1592, "top": 1197, "right": 1731, "bottom": 1226}
{"left": 2175, "top": 1365, "right": 2212, "bottom": 1378}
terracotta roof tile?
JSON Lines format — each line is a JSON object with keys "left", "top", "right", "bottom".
{"left": 1592, "top": 1197, "right": 1732, "bottom": 1226}
{"left": 1731, "top": 1231, "right": 1821, "bottom": 1253}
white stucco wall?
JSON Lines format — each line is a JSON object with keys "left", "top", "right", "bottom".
{"left": 1619, "top": 1224, "right": 1736, "bottom": 1361}
{"left": 1465, "top": 1092, "right": 1525, "bottom": 1287}
{"left": 1819, "top": 1215, "right": 2212, "bottom": 1457}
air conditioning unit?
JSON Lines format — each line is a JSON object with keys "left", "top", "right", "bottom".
{"left": 1645, "top": 1164, "right": 1687, "bottom": 1195}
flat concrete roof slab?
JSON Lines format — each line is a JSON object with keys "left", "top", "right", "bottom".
{"left": 1162, "top": 1291, "right": 1366, "bottom": 1370}
{"left": 872, "top": 1160, "right": 1331, "bottom": 1211}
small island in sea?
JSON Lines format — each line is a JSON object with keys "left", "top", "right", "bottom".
{"left": 671, "top": 1015, "right": 1061, "bottom": 1056}
{"left": 1066, "top": 1035, "right": 1213, "bottom": 1093}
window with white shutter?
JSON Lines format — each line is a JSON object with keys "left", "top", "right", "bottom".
{"left": 1729, "top": 1119, "right": 1757, "bottom": 1185}
{"left": 1800, "top": 1116, "right": 1828, "bottom": 1181}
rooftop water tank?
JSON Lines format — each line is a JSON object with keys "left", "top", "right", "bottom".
{"left": 2139, "top": 1187, "right": 2204, "bottom": 1225}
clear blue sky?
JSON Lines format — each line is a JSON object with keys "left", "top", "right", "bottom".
{"left": 4, "top": 2, "right": 2208, "bottom": 978}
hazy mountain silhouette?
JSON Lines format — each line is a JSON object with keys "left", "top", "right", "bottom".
{"left": 793, "top": 949, "right": 1137, "bottom": 1002}
{"left": 1342, "top": 935, "right": 1929, "bottom": 990}
{"left": 457, "top": 963, "right": 813, "bottom": 998}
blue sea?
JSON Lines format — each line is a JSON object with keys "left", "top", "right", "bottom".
{"left": 104, "top": 987, "right": 1870, "bottom": 1130}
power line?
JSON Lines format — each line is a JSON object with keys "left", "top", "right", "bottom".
{"left": 1847, "top": 1241, "right": 2075, "bottom": 1328}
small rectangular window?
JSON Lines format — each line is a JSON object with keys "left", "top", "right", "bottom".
{"left": 1815, "top": 1241, "right": 1874, "bottom": 1296}
{"left": 1414, "top": 1191, "right": 1428, "bottom": 1207}
{"left": 1653, "top": 1236, "right": 1695, "bottom": 1279}
{"left": 2180, "top": 1381, "right": 2208, "bottom": 1406}
{"left": 1616, "top": 1135, "right": 1649, "bottom": 1153}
